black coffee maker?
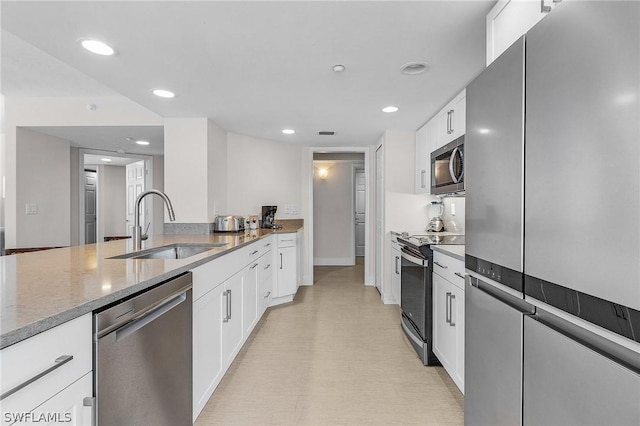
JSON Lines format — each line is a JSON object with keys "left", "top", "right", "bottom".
{"left": 261, "top": 206, "right": 277, "bottom": 228}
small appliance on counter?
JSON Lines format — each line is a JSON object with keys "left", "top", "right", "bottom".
{"left": 247, "top": 215, "right": 260, "bottom": 230}
{"left": 214, "top": 215, "right": 245, "bottom": 232}
{"left": 261, "top": 206, "right": 277, "bottom": 229}
{"left": 427, "top": 200, "right": 445, "bottom": 232}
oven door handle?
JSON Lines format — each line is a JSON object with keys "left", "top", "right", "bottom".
{"left": 401, "top": 247, "right": 427, "bottom": 267}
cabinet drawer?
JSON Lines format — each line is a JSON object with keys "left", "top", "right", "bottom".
{"left": 0, "top": 314, "right": 92, "bottom": 416}
{"left": 433, "top": 251, "right": 465, "bottom": 289}
{"left": 277, "top": 233, "right": 296, "bottom": 248}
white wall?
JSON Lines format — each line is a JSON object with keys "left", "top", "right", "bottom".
{"left": 164, "top": 118, "right": 227, "bottom": 223}
{"left": 15, "top": 128, "right": 71, "bottom": 248}
{"left": 97, "top": 165, "right": 126, "bottom": 241}
{"left": 151, "top": 155, "right": 165, "bottom": 234}
{"left": 226, "top": 132, "right": 303, "bottom": 219}
{"left": 313, "top": 161, "right": 359, "bottom": 265}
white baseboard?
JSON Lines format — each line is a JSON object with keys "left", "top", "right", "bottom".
{"left": 270, "top": 294, "right": 294, "bottom": 307}
{"left": 314, "top": 257, "right": 354, "bottom": 266}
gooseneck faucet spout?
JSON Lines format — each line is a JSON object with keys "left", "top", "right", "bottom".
{"left": 133, "top": 189, "right": 176, "bottom": 250}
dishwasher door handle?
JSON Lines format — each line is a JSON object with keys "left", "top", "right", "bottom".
{"left": 115, "top": 292, "right": 187, "bottom": 342}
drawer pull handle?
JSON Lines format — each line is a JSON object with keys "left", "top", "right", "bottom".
{"left": 264, "top": 264, "right": 271, "bottom": 270}
{"left": 250, "top": 263, "right": 259, "bottom": 270}
{"left": 454, "top": 272, "right": 465, "bottom": 279}
{"left": 249, "top": 250, "right": 259, "bottom": 256}
{"left": 264, "top": 291, "right": 271, "bottom": 299}
{"left": 434, "top": 261, "right": 447, "bottom": 269}
{"left": 264, "top": 243, "right": 271, "bottom": 247}
{"left": 1, "top": 355, "right": 73, "bottom": 401}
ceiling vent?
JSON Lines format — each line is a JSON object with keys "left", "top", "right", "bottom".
{"left": 401, "top": 62, "right": 430, "bottom": 75}
{"left": 318, "top": 131, "right": 335, "bottom": 136}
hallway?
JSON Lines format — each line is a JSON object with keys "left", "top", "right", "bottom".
{"left": 195, "top": 261, "right": 464, "bottom": 425}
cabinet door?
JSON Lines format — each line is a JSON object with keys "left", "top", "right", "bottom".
{"left": 222, "top": 273, "right": 243, "bottom": 366}
{"left": 451, "top": 284, "right": 465, "bottom": 393}
{"left": 415, "top": 124, "right": 429, "bottom": 194}
{"left": 258, "top": 253, "right": 273, "bottom": 317}
{"left": 276, "top": 247, "right": 297, "bottom": 297}
{"left": 29, "top": 372, "right": 93, "bottom": 426}
{"left": 192, "top": 283, "right": 225, "bottom": 419}
{"left": 450, "top": 92, "right": 466, "bottom": 141}
{"left": 432, "top": 273, "right": 456, "bottom": 372}
{"left": 242, "top": 262, "right": 259, "bottom": 337}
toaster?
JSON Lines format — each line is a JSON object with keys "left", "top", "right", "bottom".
{"left": 214, "top": 215, "right": 246, "bottom": 232}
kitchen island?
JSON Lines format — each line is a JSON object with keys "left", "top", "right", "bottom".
{"left": 0, "top": 223, "right": 302, "bottom": 350}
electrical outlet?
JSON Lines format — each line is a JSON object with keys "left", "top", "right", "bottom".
{"left": 291, "top": 205, "right": 300, "bottom": 215}
{"left": 25, "top": 203, "right": 38, "bottom": 215}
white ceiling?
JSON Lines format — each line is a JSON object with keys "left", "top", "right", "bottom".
{"left": 1, "top": 1, "right": 494, "bottom": 148}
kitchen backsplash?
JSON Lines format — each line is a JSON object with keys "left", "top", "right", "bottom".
{"left": 442, "top": 196, "right": 465, "bottom": 233}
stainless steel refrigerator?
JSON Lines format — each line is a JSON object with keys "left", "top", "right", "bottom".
{"left": 465, "top": 1, "right": 640, "bottom": 424}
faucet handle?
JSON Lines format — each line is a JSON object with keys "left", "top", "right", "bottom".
{"left": 141, "top": 223, "right": 151, "bottom": 240}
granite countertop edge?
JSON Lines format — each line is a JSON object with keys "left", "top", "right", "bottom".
{"left": 1, "top": 226, "right": 302, "bottom": 349}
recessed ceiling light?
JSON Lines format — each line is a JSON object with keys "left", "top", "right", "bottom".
{"left": 153, "top": 89, "right": 175, "bottom": 98}
{"left": 135, "top": 140, "right": 150, "bottom": 146}
{"left": 382, "top": 106, "right": 399, "bottom": 113}
{"left": 101, "top": 158, "right": 112, "bottom": 163}
{"left": 332, "top": 64, "right": 346, "bottom": 73}
{"left": 80, "top": 39, "right": 115, "bottom": 56}
{"left": 282, "top": 129, "right": 295, "bottom": 135}
{"left": 400, "top": 62, "right": 430, "bottom": 75}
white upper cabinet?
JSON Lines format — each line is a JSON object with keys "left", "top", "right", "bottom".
{"left": 436, "top": 90, "right": 466, "bottom": 147}
{"left": 415, "top": 89, "right": 465, "bottom": 195}
{"left": 487, "top": 0, "right": 558, "bottom": 65}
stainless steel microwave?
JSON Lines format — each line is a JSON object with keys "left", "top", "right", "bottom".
{"left": 431, "top": 136, "right": 464, "bottom": 195}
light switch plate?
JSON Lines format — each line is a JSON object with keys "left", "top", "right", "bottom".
{"left": 25, "top": 203, "right": 38, "bottom": 215}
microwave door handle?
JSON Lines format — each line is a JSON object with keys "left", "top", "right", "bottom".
{"left": 449, "top": 146, "right": 464, "bottom": 184}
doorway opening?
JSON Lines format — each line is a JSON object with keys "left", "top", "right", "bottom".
{"left": 307, "top": 147, "right": 372, "bottom": 287}
{"left": 79, "top": 150, "right": 154, "bottom": 244}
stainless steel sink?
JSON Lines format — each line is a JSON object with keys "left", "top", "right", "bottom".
{"left": 109, "top": 243, "right": 227, "bottom": 260}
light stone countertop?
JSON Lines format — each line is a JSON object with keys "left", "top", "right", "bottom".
{"left": 431, "top": 244, "right": 465, "bottom": 262}
{"left": 0, "top": 226, "right": 301, "bottom": 349}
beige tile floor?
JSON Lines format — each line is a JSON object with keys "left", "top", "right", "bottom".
{"left": 195, "top": 258, "right": 464, "bottom": 425}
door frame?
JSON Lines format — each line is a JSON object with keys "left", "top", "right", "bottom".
{"left": 353, "top": 164, "right": 366, "bottom": 259}
{"left": 305, "top": 146, "right": 373, "bottom": 286}
{"left": 77, "top": 149, "right": 153, "bottom": 245}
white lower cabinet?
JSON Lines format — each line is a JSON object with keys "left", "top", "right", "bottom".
{"left": 192, "top": 235, "right": 277, "bottom": 421}
{"left": 192, "top": 282, "right": 225, "bottom": 419}
{"left": 258, "top": 252, "right": 274, "bottom": 318}
{"left": 0, "top": 314, "right": 93, "bottom": 426}
{"left": 432, "top": 252, "right": 465, "bottom": 393}
{"left": 242, "top": 261, "right": 259, "bottom": 337}
{"left": 274, "top": 233, "right": 298, "bottom": 300}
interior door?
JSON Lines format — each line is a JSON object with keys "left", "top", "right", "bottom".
{"left": 354, "top": 169, "right": 366, "bottom": 257}
{"left": 126, "top": 161, "right": 145, "bottom": 237}
{"left": 84, "top": 171, "right": 97, "bottom": 244}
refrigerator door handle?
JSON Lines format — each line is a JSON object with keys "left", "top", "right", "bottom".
{"left": 471, "top": 277, "right": 535, "bottom": 315}
{"left": 533, "top": 309, "right": 640, "bottom": 375}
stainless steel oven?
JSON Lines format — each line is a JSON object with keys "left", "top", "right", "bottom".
{"left": 431, "top": 136, "right": 464, "bottom": 195}
{"left": 399, "top": 243, "right": 439, "bottom": 366}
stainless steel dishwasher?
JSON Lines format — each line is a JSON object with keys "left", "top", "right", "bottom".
{"left": 94, "top": 272, "right": 192, "bottom": 425}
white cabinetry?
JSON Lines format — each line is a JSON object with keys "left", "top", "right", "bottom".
{"left": 415, "top": 120, "right": 437, "bottom": 194}
{"left": 0, "top": 314, "right": 93, "bottom": 426}
{"left": 486, "top": 0, "right": 557, "bottom": 65}
{"left": 432, "top": 251, "right": 465, "bottom": 393}
{"left": 273, "top": 233, "right": 298, "bottom": 302}
{"left": 415, "top": 90, "right": 465, "bottom": 195}
{"left": 192, "top": 235, "right": 274, "bottom": 421}
{"left": 390, "top": 235, "right": 402, "bottom": 304}
{"left": 436, "top": 90, "right": 466, "bottom": 146}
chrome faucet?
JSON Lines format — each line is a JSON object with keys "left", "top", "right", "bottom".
{"left": 133, "top": 189, "right": 176, "bottom": 250}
